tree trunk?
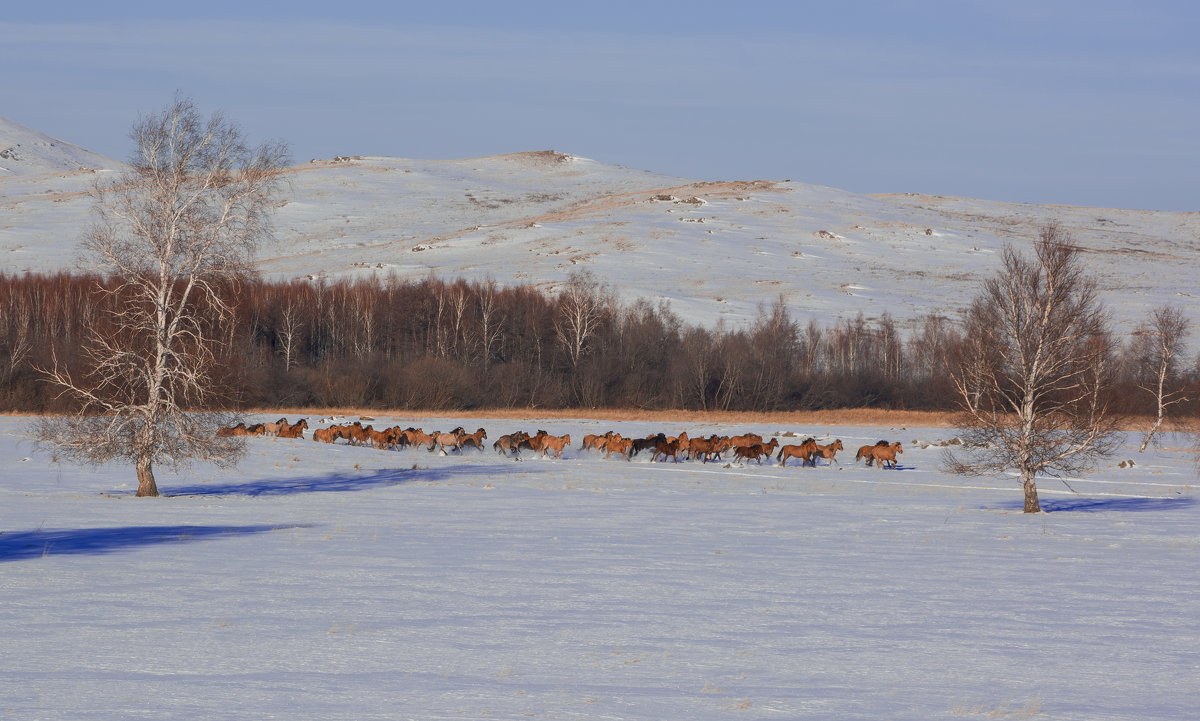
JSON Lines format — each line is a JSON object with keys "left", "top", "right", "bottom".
{"left": 1022, "top": 471, "right": 1041, "bottom": 513}
{"left": 1139, "top": 415, "right": 1164, "bottom": 453}
{"left": 136, "top": 455, "right": 160, "bottom": 497}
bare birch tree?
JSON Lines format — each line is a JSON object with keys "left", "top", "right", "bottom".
{"left": 33, "top": 97, "right": 289, "bottom": 497}
{"left": 278, "top": 300, "right": 302, "bottom": 373}
{"left": 942, "top": 224, "right": 1121, "bottom": 513}
{"left": 474, "top": 279, "right": 506, "bottom": 372}
{"left": 554, "top": 270, "right": 611, "bottom": 368}
{"left": 1131, "top": 305, "right": 1189, "bottom": 452}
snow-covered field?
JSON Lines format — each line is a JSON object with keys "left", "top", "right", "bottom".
{"left": 3, "top": 414, "right": 1197, "bottom": 720}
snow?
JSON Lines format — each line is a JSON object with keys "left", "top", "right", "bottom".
{"left": 3, "top": 115, "right": 1200, "bottom": 718}
{"left": 0, "top": 116, "right": 118, "bottom": 178}
{"left": 2, "top": 116, "right": 1198, "bottom": 333}
{"left": 3, "top": 415, "right": 1197, "bottom": 719}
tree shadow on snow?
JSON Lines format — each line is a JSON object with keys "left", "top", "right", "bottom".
{"left": 165, "top": 462, "right": 526, "bottom": 498}
{"left": 999, "top": 496, "right": 1196, "bottom": 513}
{"left": 0, "top": 523, "right": 309, "bottom": 563}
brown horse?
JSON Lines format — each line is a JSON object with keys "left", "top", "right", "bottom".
{"left": 869, "top": 442, "right": 904, "bottom": 469}
{"left": 278, "top": 418, "right": 308, "bottom": 439}
{"left": 517, "top": 430, "right": 550, "bottom": 457}
{"left": 672, "top": 431, "right": 691, "bottom": 460}
{"left": 493, "top": 431, "right": 528, "bottom": 457}
{"left": 339, "top": 422, "right": 365, "bottom": 446}
{"left": 688, "top": 435, "right": 728, "bottom": 463}
{"left": 730, "top": 432, "right": 763, "bottom": 448}
{"left": 405, "top": 429, "right": 437, "bottom": 451}
{"left": 733, "top": 444, "right": 760, "bottom": 463}
{"left": 541, "top": 433, "right": 571, "bottom": 459}
{"left": 596, "top": 432, "right": 622, "bottom": 453}
{"left": 734, "top": 444, "right": 765, "bottom": 464}
{"left": 652, "top": 439, "right": 682, "bottom": 463}
{"left": 313, "top": 426, "right": 344, "bottom": 444}
{"left": 582, "top": 432, "right": 614, "bottom": 452}
{"left": 855, "top": 440, "right": 891, "bottom": 466}
{"left": 216, "top": 422, "right": 245, "bottom": 437}
{"left": 368, "top": 427, "right": 401, "bottom": 450}
{"left": 459, "top": 428, "right": 488, "bottom": 451}
{"left": 388, "top": 428, "right": 411, "bottom": 449}
{"left": 432, "top": 432, "right": 462, "bottom": 455}
{"left": 777, "top": 439, "right": 817, "bottom": 467}
{"left": 605, "top": 436, "right": 633, "bottom": 460}
{"left": 811, "top": 439, "right": 844, "bottom": 466}
{"left": 733, "top": 438, "right": 778, "bottom": 464}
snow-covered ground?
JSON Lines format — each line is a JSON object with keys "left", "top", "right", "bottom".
{"left": 3, "top": 414, "right": 1197, "bottom": 720}
{"left": 4, "top": 115, "right": 1199, "bottom": 333}
{"left": 4, "top": 113, "right": 1200, "bottom": 718}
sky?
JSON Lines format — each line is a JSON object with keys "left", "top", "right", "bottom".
{"left": 2, "top": 1, "right": 1197, "bottom": 211}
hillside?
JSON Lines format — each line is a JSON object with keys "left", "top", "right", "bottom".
{"left": 2, "top": 117, "right": 1197, "bottom": 332}
{"left": 0, "top": 116, "right": 118, "bottom": 177}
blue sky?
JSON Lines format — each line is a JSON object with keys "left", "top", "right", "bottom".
{"left": 3, "top": 1, "right": 1197, "bottom": 210}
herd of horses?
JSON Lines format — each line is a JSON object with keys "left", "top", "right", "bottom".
{"left": 574, "top": 430, "right": 902, "bottom": 468}
{"left": 217, "top": 417, "right": 309, "bottom": 439}
{"left": 216, "top": 419, "right": 905, "bottom": 469}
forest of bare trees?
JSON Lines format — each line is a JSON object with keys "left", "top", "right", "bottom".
{"left": 1, "top": 270, "right": 1196, "bottom": 417}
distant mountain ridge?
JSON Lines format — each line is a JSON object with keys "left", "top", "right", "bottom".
{"left": 0, "top": 116, "right": 120, "bottom": 176}
{"left": 2, "top": 116, "right": 1197, "bottom": 334}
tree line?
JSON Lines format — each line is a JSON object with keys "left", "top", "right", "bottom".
{"left": 2, "top": 269, "right": 1195, "bottom": 417}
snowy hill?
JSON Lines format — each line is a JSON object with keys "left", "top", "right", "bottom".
{"left": 0, "top": 116, "right": 119, "bottom": 177}
{"left": 2, "top": 117, "right": 1198, "bottom": 333}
